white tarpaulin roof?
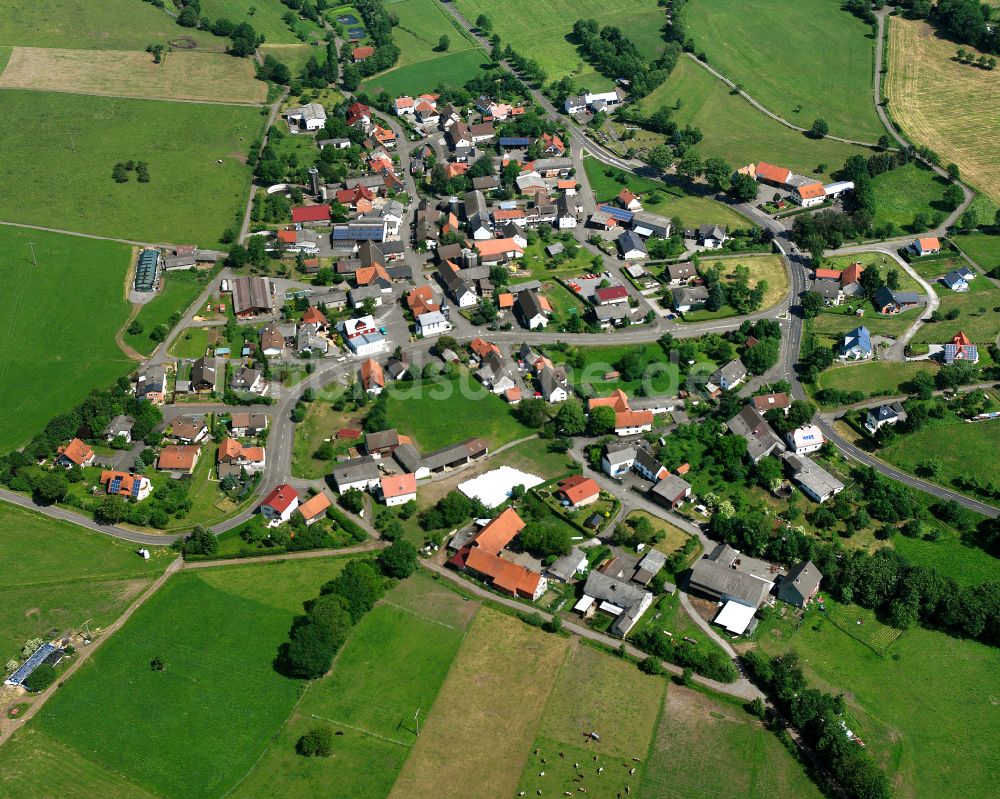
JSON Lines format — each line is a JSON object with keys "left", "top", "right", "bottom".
{"left": 458, "top": 466, "right": 543, "bottom": 508}
{"left": 714, "top": 600, "right": 757, "bottom": 635}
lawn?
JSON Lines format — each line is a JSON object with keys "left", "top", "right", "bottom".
{"left": 518, "top": 641, "right": 667, "bottom": 797}
{"left": 546, "top": 342, "right": 684, "bottom": 397}
{"left": 390, "top": 0, "right": 479, "bottom": 69}
{"left": 361, "top": 48, "right": 489, "bottom": 97}
{"left": 680, "top": 254, "right": 788, "bottom": 321}
{"left": 382, "top": 372, "right": 534, "bottom": 451}
{"left": 0, "top": 226, "right": 134, "bottom": 452}
{"left": 954, "top": 231, "right": 1000, "bottom": 270}
{"left": 683, "top": 0, "right": 883, "bottom": 142}
{"left": 625, "top": 511, "right": 691, "bottom": 557}
{"left": 168, "top": 326, "right": 211, "bottom": 359}
{"left": 453, "top": 0, "right": 666, "bottom": 89}
{"left": 520, "top": 236, "right": 598, "bottom": 280}
{"left": 542, "top": 278, "right": 589, "bottom": 325}
{"left": 910, "top": 279, "right": 1000, "bottom": 347}
{"left": 754, "top": 600, "right": 1000, "bottom": 799}
{"left": 641, "top": 57, "right": 872, "bottom": 181}
{"left": 817, "top": 361, "right": 937, "bottom": 399}
{"left": 0, "top": 89, "right": 264, "bottom": 245}
{"left": 583, "top": 157, "right": 753, "bottom": 230}
{"left": 878, "top": 415, "right": 1000, "bottom": 503}
{"left": 892, "top": 531, "right": 1000, "bottom": 586}
{"left": 869, "top": 161, "right": 952, "bottom": 232}
{"left": 388, "top": 607, "right": 569, "bottom": 799}
{"left": 33, "top": 557, "right": 352, "bottom": 798}
{"left": 887, "top": 17, "right": 1000, "bottom": 204}
{"left": 821, "top": 251, "right": 924, "bottom": 295}
{"left": 0, "top": 503, "right": 170, "bottom": 664}
{"left": 125, "top": 269, "right": 218, "bottom": 356}
{"left": 808, "top": 307, "right": 918, "bottom": 342}
{"left": 0, "top": 47, "right": 265, "bottom": 103}
{"left": 200, "top": 0, "right": 325, "bottom": 44}
{"left": 639, "top": 684, "right": 823, "bottom": 799}
{"left": 0, "top": 0, "right": 222, "bottom": 51}
{"left": 291, "top": 390, "right": 364, "bottom": 480}
{"left": 260, "top": 42, "right": 328, "bottom": 77}
{"left": 232, "top": 574, "right": 475, "bottom": 799}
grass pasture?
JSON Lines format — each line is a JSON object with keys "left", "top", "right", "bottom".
{"left": 817, "top": 360, "right": 937, "bottom": 399}
{"left": 388, "top": 607, "right": 569, "bottom": 799}
{"left": 453, "top": 0, "right": 665, "bottom": 88}
{"left": 391, "top": 0, "right": 478, "bottom": 69}
{"left": 954, "top": 231, "right": 1000, "bottom": 270}
{"left": 546, "top": 342, "right": 683, "bottom": 397}
{"left": 200, "top": 0, "right": 325, "bottom": 44}
{"left": 0, "top": 226, "right": 133, "bottom": 451}
{"left": 0, "top": 0, "right": 222, "bottom": 51}
{"left": 755, "top": 601, "right": 1000, "bottom": 799}
{"left": 362, "top": 48, "right": 488, "bottom": 97}
{"left": 910, "top": 279, "right": 1000, "bottom": 347}
{"left": 0, "top": 89, "right": 263, "bottom": 245}
{"left": 583, "top": 156, "right": 752, "bottom": 230}
{"left": 260, "top": 42, "right": 328, "bottom": 77}
{"left": 869, "top": 161, "right": 951, "bottom": 231}
{"left": 680, "top": 254, "right": 788, "bottom": 320}
{"left": 518, "top": 641, "right": 666, "bottom": 798}
{"left": 232, "top": 573, "right": 475, "bottom": 799}
{"left": 382, "top": 372, "right": 533, "bottom": 451}
{"left": 683, "top": 0, "right": 882, "bottom": 142}
{"left": 887, "top": 17, "right": 1000, "bottom": 204}
{"left": 0, "top": 47, "right": 265, "bottom": 103}
{"left": 0, "top": 503, "right": 170, "bottom": 663}
{"left": 33, "top": 557, "right": 351, "bottom": 798}
{"left": 641, "top": 57, "right": 871, "bottom": 181}
{"left": 892, "top": 531, "right": 1000, "bottom": 586}
{"left": 638, "top": 685, "right": 824, "bottom": 799}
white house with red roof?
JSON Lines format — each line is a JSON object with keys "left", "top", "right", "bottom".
{"left": 260, "top": 484, "right": 299, "bottom": 525}
{"left": 379, "top": 473, "right": 417, "bottom": 506}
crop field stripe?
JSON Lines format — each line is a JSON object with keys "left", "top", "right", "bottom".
{"left": 378, "top": 599, "right": 461, "bottom": 630}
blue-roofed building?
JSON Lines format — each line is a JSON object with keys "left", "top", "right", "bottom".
{"left": 498, "top": 136, "right": 532, "bottom": 148}
{"left": 840, "top": 325, "right": 872, "bottom": 360}
{"left": 598, "top": 204, "right": 634, "bottom": 223}
{"left": 942, "top": 266, "right": 973, "bottom": 292}
{"left": 332, "top": 223, "right": 386, "bottom": 242}
{"left": 5, "top": 643, "right": 57, "bottom": 686}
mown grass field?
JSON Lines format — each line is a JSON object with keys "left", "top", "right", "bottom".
{"left": 0, "top": 47, "right": 265, "bottom": 103}
{"left": 0, "top": 89, "right": 263, "bottom": 245}
{"left": 954, "top": 231, "right": 1000, "bottom": 269}
{"left": 887, "top": 17, "right": 1000, "bottom": 204}
{"left": 361, "top": 48, "right": 488, "bottom": 97}
{"left": 0, "top": 226, "right": 133, "bottom": 451}
{"left": 911, "top": 279, "right": 1000, "bottom": 346}
{"left": 683, "top": 0, "right": 882, "bottom": 141}
{"left": 382, "top": 372, "right": 533, "bottom": 451}
{"left": 679, "top": 254, "right": 788, "bottom": 321}
{"left": 388, "top": 608, "right": 569, "bottom": 799}
{"left": 232, "top": 574, "right": 475, "bottom": 799}
{"left": 201, "top": 0, "right": 325, "bottom": 44}
{"left": 32, "top": 558, "right": 351, "bottom": 798}
{"left": 817, "top": 360, "right": 937, "bottom": 398}
{"left": 260, "top": 42, "right": 328, "bottom": 76}
{"left": 0, "top": 0, "right": 222, "bottom": 51}
{"left": 169, "top": 326, "right": 211, "bottom": 359}
{"left": 583, "top": 156, "right": 752, "bottom": 229}
{"left": 755, "top": 601, "right": 1000, "bottom": 799}
{"left": 453, "top": 0, "right": 665, "bottom": 89}
{"left": 879, "top": 415, "right": 1000, "bottom": 502}
{"left": 869, "top": 161, "right": 952, "bottom": 231}
{"left": 291, "top": 389, "right": 361, "bottom": 480}
{"left": 892, "top": 530, "right": 1000, "bottom": 586}
{"left": 518, "top": 641, "right": 666, "bottom": 797}
{"left": 639, "top": 685, "right": 824, "bottom": 799}
{"left": 808, "top": 307, "right": 918, "bottom": 342}
{"left": 0, "top": 503, "right": 170, "bottom": 664}
{"left": 124, "top": 269, "right": 217, "bottom": 356}
{"left": 641, "top": 58, "right": 872, "bottom": 181}
{"left": 390, "top": 0, "right": 478, "bottom": 69}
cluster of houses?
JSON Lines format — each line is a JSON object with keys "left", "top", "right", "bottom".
{"left": 258, "top": 483, "right": 333, "bottom": 527}
{"left": 743, "top": 161, "right": 854, "bottom": 208}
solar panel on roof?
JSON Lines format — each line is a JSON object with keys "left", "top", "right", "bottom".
{"left": 109, "top": 476, "right": 122, "bottom": 493}
{"left": 599, "top": 204, "right": 633, "bottom": 222}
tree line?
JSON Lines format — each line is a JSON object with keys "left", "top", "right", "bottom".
{"left": 901, "top": 0, "right": 1000, "bottom": 54}
{"left": 571, "top": 19, "right": 682, "bottom": 99}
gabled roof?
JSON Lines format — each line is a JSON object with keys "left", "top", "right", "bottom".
{"left": 615, "top": 409, "right": 653, "bottom": 429}
{"left": 57, "top": 438, "right": 92, "bottom": 466}
{"left": 157, "top": 445, "right": 200, "bottom": 470}
{"left": 261, "top": 484, "right": 298, "bottom": 513}
{"left": 588, "top": 388, "right": 631, "bottom": 413}
{"left": 558, "top": 474, "right": 600, "bottom": 505}
{"left": 360, "top": 358, "right": 385, "bottom": 389}
{"left": 381, "top": 473, "right": 416, "bottom": 499}
{"left": 291, "top": 204, "right": 332, "bottom": 223}
{"left": 752, "top": 393, "right": 790, "bottom": 413}
{"left": 797, "top": 182, "right": 826, "bottom": 200}
{"left": 754, "top": 161, "right": 792, "bottom": 184}
{"left": 841, "top": 262, "right": 864, "bottom": 286}
{"left": 917, "top": 236, "right": 941, "bottom": 250}
{"left": 298, "top": 492, "right": 332, "bottom": 521}
{"left": 473, "top": 507, "right": 526, "bottom": 554}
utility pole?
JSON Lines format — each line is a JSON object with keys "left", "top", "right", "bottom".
{"left": 82, "top": 619, "right": 93, "bottom": 642}
{"left": 414, "top": 707, "right": 421, "bottom": 736}
{"left": 27, "top": 242, "right": 38, "bottom": 267}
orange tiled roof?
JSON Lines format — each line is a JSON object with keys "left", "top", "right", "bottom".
{"left": 473, "top": 507, "right": 526, "bottom": 555}
{"left": 298, "top": 492, "right": 332, "bottom": 520}
{"left": 380, "top": 473, "right": 416, "bottom": 499}
{"left": 615, "top": 409, "right": 653, "bottom": 429}
{"left": 558, "top": 474, "right": 600, "bottom": 505}
{"left": 588, "top": 388, "right": 630, "bottom": 413}
{"left": 797, "top": 182, "right": 826, "bottom": 200}
{"left": 57, "top": 438, "right": 93, "bottom": 466}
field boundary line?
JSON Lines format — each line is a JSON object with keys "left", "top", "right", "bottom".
{"left": 307, "top": 714, "right": 411, "bottom": 747}
{"left": 0, "top": 82, "right": 265, "bottom": 107}
{"left": 378, "top": 599, "right": 460, "bottom": 630}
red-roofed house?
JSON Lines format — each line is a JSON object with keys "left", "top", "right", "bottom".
{"left": 99, "top": 470, "right": 153, "bottom": 501}
{"left": 504, "top": 386, "right": 522, "bottom": 404}
{"left": 296, "top": 492, "right": 332, "bottom": 525}
{"left": 346, "top": 101, "right": 371, "bottom": 128}
{"left": 394, "top": 95, "right": 415, "bottom": 115}
{"left": 795, "top": 182, "right": 826, "bottom": 207}
{"left": 541, "top": 132, "right": 566, "bottom": 155}
{"left": 360, "top": 358, "right": 385, "bottom": 394}
{"left": 371, "top": 125, "right": 396, "bottom": 148}
{"left": 379, "top": 473, "right": 417, "bottom": 506}
{"left": 56, "top": 438, "right": 95, "bottom": 468}
{"left": 913, "top": 237, "right": 941, "bottom": 256}
{"left": 352, "top": 45, "right": 375, "bottom": 61}
{"left": 407, "top": 285, "right": 440, "bottom": 317}
{"left": 473, "top": 507, "right": 526, "bottom": 554}
{"left": 841, "top": 262, "right": 865, "bottom": 287}
{"left": 557, "top": 475, "right": 601, "bottom": 508}
{"left": 470, "top": 337, "right": 500, "bottom": 359}
{"left": 445, "top": 162, "right": 470, "bottom": 179}
{"left": 755, "top": 161, "right": 792, "bottom": 187}
{"left": 291, "top": 204, "right": 331, "bottom": 225}
{"left": 301, "top": 306, "right": 328, "bottom": 330}
{"left": 260, "top": 484, "right": 299, "bottom": 525}
{"left": 615, "top": 410, "right": 654, "bottom": 436}
{"left": 618, "top": 188, "right": 642, "bottom": 211}
{"left": 814, "top": 268, "right": 842, "bottom": 280}
{"left": 588, "top": 388, "right": 630, "bottom": 414}
{"left": 594, "top": 285, "right": 629, "bottom": 305}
